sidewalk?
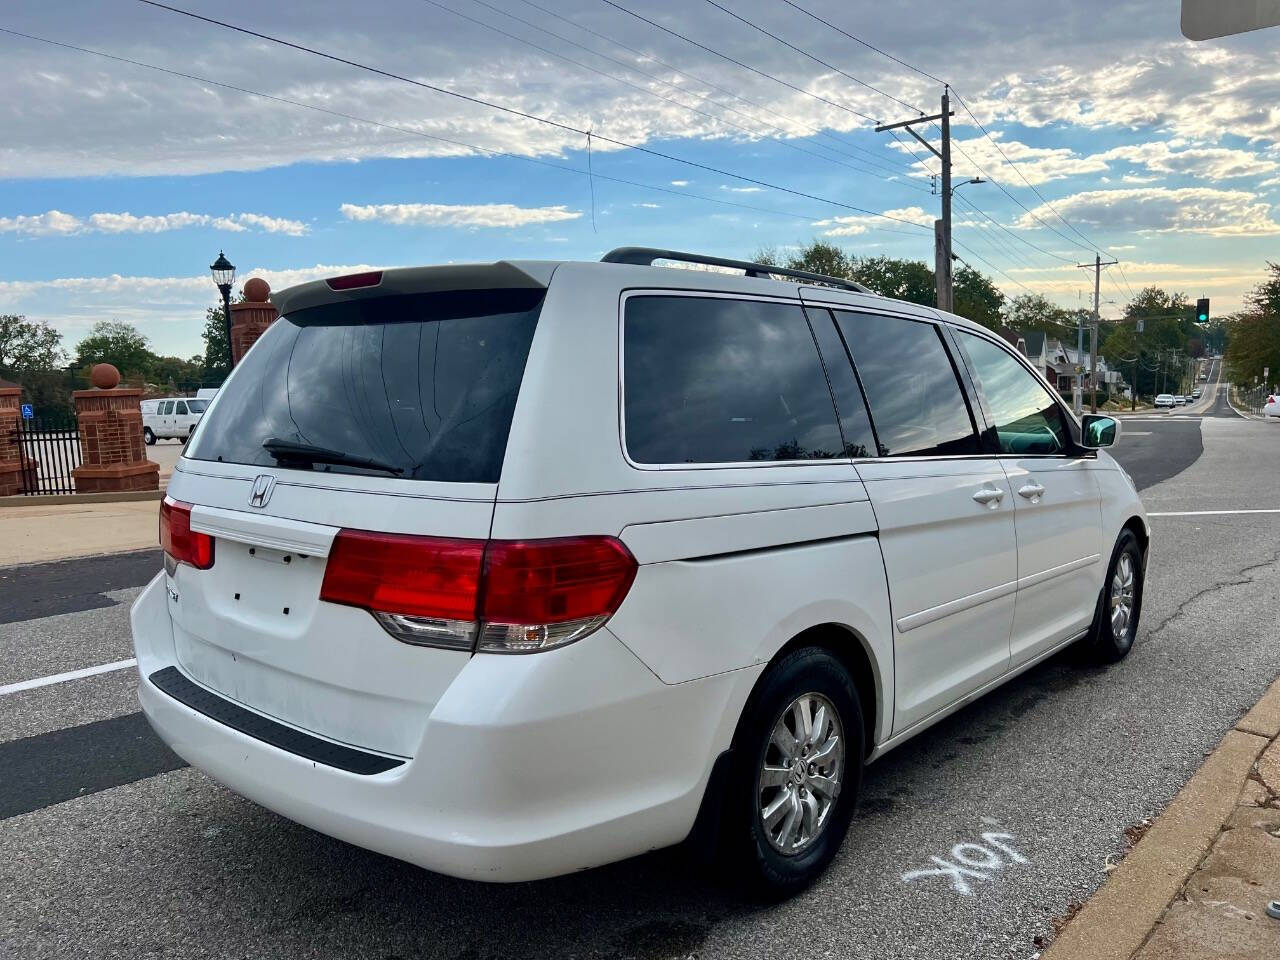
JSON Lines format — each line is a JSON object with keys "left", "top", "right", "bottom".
{"left": 0, "top": 499, "right": 160, "bottom": 566}
{"left": 1043, "top": 677, "right": 1280, "bottom": 960}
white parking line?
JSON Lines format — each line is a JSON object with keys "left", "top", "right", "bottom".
{"left": 0, "top": 658, "right": 137, "bottom": 696}
{"left": 1149, "top": 509, "right": 1280, "bottom": 517}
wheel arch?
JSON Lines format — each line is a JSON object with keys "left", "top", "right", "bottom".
{"left": 764, "top": 623, "right": 883, "bottom": 760}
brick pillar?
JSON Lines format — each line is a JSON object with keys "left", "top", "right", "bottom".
{"left": 70, "top": 363, "right": 159, "bottom": 493}
{"left": 230, "top": 277, "right": 278, "bottom": 366}
{"left": 0, "top": 383, "right": 22, "bottom": 497}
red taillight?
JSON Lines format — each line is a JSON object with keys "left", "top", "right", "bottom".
{"left": 320, "top": 530, "right": 484, "bottom": 621}
{"left": 481, "top": 537, "right": 637, "bottom": 625}
{"left": 319, "top": 530, "right": 637, "bottom": 653}
{"left": 159, "top": 497, "right": 214, "bottom": 570}
{"left": 325, "top": 270, "right": 383, "bottom": 290}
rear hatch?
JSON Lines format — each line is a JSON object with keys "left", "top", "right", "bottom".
{"left": 164, "top": 265, "right": 549, "bottom": 757}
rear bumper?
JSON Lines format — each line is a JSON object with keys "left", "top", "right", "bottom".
{"left": 131, "top": 573, "right": 758, "bottom": 882}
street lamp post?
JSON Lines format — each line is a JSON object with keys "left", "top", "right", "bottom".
{"left": 210, "top": 251, "right": 236, "bottom": 370}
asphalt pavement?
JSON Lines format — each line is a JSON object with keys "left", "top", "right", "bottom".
{"left": 4, "top": 368, "right": 1280, "bottom": 959}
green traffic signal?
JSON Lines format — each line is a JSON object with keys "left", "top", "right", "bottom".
{"left": 1196, "top": 297, "right": 1210, "bottom": 322}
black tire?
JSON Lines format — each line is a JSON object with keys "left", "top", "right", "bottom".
{"left": 1082, "top": 529, "right": 1144, "bottom": 663}
{"left": 720, "top": 646, "right": 864, "bottom": 900}
{"left": 143, "top": 427, "right": 156, "bottom": 446}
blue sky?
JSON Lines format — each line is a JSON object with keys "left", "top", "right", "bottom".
{"left": 3, "top": 0, "right": 1279, "bottom": 357}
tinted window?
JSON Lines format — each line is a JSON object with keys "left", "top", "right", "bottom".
{"left": 624, "top": 296, "right": 844, "bottom": 464}
{"left": 832, "top": 311, "right": 980, "bottom": 458}
{"left": 804, "top": 308, "right": 878, "bottom": 458}
{"left": 188, "top": 289, "right": 543, "bottom": 483}
{"left": 187, "top": 399, "right": 208, "bottom": 413}
{"left": 957, "top": 331, "right": 1069, "bottom": 455}
{"left": 161, "top": 401, "right": 173, "bottom": 415}
{"left": 174, "top": 401, "right": 188, "bottom": 415}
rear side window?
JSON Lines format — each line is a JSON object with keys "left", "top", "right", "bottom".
{"left": 187, "top": 288, "right": 543, "bottom": 483}
{"left": 161, "top": 401, "right": 173, "bottom": 415}
{"left": 832, "top": 311, "right": 980, "bottom": 458}
{"left": 174, "top": 401, "right": 188, "bottom": 415}
{"left": 624, "top": 296, "right": 845, "bottom": 464}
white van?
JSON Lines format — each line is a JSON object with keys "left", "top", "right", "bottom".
{"left": 141, "top": 396, "right": 209, "bottom": 444}
{"left": 131, "top": 250, "right": 1147, "bottom": 897}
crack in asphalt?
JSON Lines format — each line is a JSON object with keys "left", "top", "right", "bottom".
{"left": 1144, "top": 550, "right": 1280, "bottom": 641}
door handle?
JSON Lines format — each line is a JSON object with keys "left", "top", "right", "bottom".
{"left": 1018, "top": 481, "right": 1046, "bottom": 502}
{"left": 972, "top": 485, "right": 1004, "bottom": 507}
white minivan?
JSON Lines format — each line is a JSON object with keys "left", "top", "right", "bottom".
{"left": 141, "top": 396, "right": 209, "bottom": 444}
{"left": 131, "top": 250, "right": 1148, "bottom": 898}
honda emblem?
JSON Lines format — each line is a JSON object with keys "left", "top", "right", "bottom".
{"left": 248, "top": 474, "right": 276, "bottom": 508}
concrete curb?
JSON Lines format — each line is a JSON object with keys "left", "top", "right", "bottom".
{"left": 1041, "top": 676, "right": 1280, "bottom": 960}
{"left": 0, "top": 489, "right": 164, "bottom": 508}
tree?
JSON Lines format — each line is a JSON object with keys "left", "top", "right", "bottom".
{"left": 847, "top": 257, "right": 935, "bottom": 306}
{"left": 1226, "top": 262, "right": 1280, "bottom": 387}
{"left": 1003, "top": 294, "right": 1074, "bottom": 339}
{"left": 73, "top": 320, "right": 156, "bottom": 379}
{"left": 202, "top": 301, "right": 234, "bottom": 384}
{"left": 0, "top": 314, "right": 64, "bottom": 373}
{"left": 952, "top": 266, "right": 1006, "bottom": 330}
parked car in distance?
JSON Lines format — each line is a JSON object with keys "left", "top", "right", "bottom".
{"left": 1192, "top": 388, "right": 1202, "bottom": 399}
{"left": 1155, "top": 394, "right": 1175, "bottom": 408}
{"left": 1173, "top": 395, "right": 1187, "bottom": 405}
{"left": 1264, "top": 394, "right": 1279, "bottom": 417}
{"left": 131, "top": 249, "right": 1148, "bottom": 898}
{"left": 141, "top": 397, "right": 209, "bottom": 444}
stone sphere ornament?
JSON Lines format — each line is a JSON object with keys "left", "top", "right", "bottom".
{"left": 90, "top": 363, "right": 121, "bottom": 389}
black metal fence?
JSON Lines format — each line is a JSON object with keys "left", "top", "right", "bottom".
{"left": 16, "top": 417, "right": 81, "bottom": 495}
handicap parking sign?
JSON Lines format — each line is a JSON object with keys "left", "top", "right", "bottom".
{"left": 20, "top": 403, "right": 33, "bottom": 420}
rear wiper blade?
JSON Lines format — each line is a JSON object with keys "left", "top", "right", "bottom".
{"left": 261, "top": 438, "right": 405, "bottom": 476}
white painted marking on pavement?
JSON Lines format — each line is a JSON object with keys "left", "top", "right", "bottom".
{"left": 0, "top": 658, "right": 137, "bottom": 696}
{"left": 902, "top": 831, "right": 1029, "bottom": 895}
{"left": 1149, "top": 509, "right": 1280, "bottom": 517}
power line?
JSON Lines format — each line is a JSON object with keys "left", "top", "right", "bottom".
{"left": 949, "top": 89, "right": 1110, "bottom": 256}
{"left": 597, "top": 0, "right": 884, "bottom": 126}
{"left": 511, "top": 0, "right": 907, "bottom": 171}
{"left": 952, "top": 192, "right": 1076, "bottom": 265}
{"left": 0, "top": 26, "right": 920, "bottom": 232}
{"left": 131, "top": 1, "right": 934, "bottom": 231}
{"left": 1114, "top": 262, "right": 1138, "bottom": 300}
{"left": 434, "top": 0, "right": 922, "bottom": 185}
{"left": 699, "top": 0, "right": 924, "bottom": 115}
{"left": 952, "top": 238, "right": 1037, "bottom": 295}
{"left": 768, "top": 2, "right": 1113, "bottom": 259}
{"left": 778, "top": 0, "right": 946, "bottom": 86}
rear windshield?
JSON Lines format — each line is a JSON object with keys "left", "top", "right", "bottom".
{"left": 187, "top": 288, "right": 543, "bottom": 483}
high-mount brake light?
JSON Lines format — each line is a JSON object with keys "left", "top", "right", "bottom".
{"left": 159, "top": 497, "right": 214, "bottom": 572}
{"left": 325, "top": 271, "right": 383, "bottom": 291}
{"left": 319, "top": 531, "right": 637, "bottom": 653}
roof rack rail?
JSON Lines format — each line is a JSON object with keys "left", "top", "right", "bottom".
{"left": 600, "top": 247, "right": 873, "bottom": 294}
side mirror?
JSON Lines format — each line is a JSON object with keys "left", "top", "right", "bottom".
{"left": 1081, "top": 414, "right": 1121, "bottom": 449}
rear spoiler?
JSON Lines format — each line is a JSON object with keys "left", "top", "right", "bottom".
{"left": 272, "top": 261, "right": 555, "bottom": 316}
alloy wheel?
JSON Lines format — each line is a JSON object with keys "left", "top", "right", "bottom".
{"left": 758, "top": 693, "right": 844, "bottom": 854}
{"left": 1110, "top": 552, "right": 1136, "bottom": 640}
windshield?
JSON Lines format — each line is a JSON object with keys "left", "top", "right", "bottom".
{"left": 187, "top": 288, "right": 543, "bottom": 482}
{"left": 186, "top": 399, "right": 209, "bottom": 413}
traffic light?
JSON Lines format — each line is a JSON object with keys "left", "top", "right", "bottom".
{"left": 1196, "top": 297, "right": 1210, "bottom": 322}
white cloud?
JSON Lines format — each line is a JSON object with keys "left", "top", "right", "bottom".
{"left": 339, "top": 202, "right": 581, "bottom": 228}
{"left": 670, "top": 180, "right": 690, "bottom": 187}
{"left": 1013, "top": 187, "right": 1280, "bottom": 237}
{"left": 1099, "top": 142, "right": 1278, "bottom": 180}
{"left": 0, "top": 210, "right": 82, "bottom": 236}
{"left": 0, "top": 209, "right": 308, "bottom": 236}
{"left": 814, "top": 206, "right": 933, "bottom": 237}
{"left": 720, "top": 185, "right": 764, "bottom": 193}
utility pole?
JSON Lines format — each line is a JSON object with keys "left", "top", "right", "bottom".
{"left": 877, "top": 89, "right": 955, "bottom": 312}
{"left": 1077, "top": 253, "right": 1118, "bottom": 413}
